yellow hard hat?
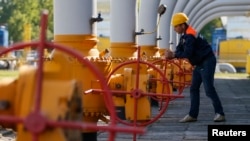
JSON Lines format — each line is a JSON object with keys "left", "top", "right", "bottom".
{"left": 171, "top": 12, "right": 189, "bottom": 26}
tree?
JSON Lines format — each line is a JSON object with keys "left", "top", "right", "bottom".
{"left": 0, "top": 0, "right": 13, "bottom": 26}
{"left": 200, "top": 18, "right": 223, "bottom": 44}
{"left": 0, "top": 0, "right": 53, "bottom": 43}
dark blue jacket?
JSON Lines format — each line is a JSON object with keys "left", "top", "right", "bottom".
{"left": 174, "top": 26, "right": 214, "bottom": 66}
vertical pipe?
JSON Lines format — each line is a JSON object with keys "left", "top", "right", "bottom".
{"left": 137, "top": 0, "right": 160, "bottom": 57}
{"left": 53, "top": 1, "right": 101, "bottom": 140}
{"left": 110, "top": 0, "right": 138, "bottom": 58}
{"left": 54, "top": 0, "right": 99, "bottom": 57}
{"left": 158, "top": 0, "right": 176, "bottom": 50}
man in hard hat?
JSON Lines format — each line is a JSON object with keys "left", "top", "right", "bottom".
{"left": 166, "top": 12, "right": 225, "bottom": 122}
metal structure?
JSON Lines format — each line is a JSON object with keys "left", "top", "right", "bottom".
{"left": 0, "top": 11, "right": 144, "bottom": 141}
{"left": 158, "top": 0, "right": 250, "bottom": 50}
{"left": 1, "top": 0, "right": 250, "bottom": 141}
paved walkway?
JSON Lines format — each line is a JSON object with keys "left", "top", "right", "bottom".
{"left": 98, "top": 75, "right": 250, "bottom": 141}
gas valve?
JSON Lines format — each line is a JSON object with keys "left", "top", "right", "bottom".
{"left": 0, "top": 65, "right": 83, "bottom": 141}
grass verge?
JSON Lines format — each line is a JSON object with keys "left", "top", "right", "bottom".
{"left": 0, "top": 70, "right": 18, "bottom": 79}
{"left": 215, "top": 72, "right": 249, "bottom": 79}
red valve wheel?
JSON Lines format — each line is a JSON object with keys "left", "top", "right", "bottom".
{"left": 152, "top": 58, "right": 193, "bottom": 100}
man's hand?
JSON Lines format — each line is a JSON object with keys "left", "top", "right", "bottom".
{"left": 165, "top": 49, "right": 175, "bottom": 59}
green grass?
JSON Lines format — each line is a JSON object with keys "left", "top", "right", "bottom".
{"left": 215, "top": 72, "right": 249, "bottom": 79}
{"left": 0, "top": 70, "right": 19, "bottom": 79}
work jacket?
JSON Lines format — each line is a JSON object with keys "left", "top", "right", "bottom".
{"left": 174, "top": 25, "right": 214, "bottom": 66}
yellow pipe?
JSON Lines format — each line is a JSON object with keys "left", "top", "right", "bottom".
{"left": 54, "top": 34, "right": 99, "bottom": 57}
{"left": 110, "top": 42, "right": 137, "bottom": 58}
{"left": 140, "top": 45, "right": 161, "bottom": 58}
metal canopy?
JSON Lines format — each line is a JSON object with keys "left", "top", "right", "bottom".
{"left": 159, "top": 0, "right": 250, "bottom": 49}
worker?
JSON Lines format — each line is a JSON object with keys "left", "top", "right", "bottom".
{"left": 166, "top": 12, "right": 225, "bottom": 122}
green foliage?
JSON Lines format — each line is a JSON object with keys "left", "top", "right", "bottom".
{"left": 0, "top": 0, "right": 53, "bottom": 43}
{"left": 200, "top": 18, "right": 223, "bottom": 44}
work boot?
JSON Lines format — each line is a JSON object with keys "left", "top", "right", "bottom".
{"left": 213, "top": 113, "right": 226, "bottom": 122}
{"left": 179, "top": 115, "right": 197, "bottom": 123}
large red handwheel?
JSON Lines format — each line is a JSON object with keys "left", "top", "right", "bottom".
{"left": 152, "top": 58, "right": 192, "bottom": 100}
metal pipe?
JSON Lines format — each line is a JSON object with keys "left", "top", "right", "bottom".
{"left": 196, "top": 11, "right": 248, "bottom": 32}
{"left": 158, "top": 0, "right": 177, "bottom": 49}
{"left": 193, "top": 5, "right": 250, "bottom": 31}
{"left": 190, "top": 0, "right": 250, "bottom": 25}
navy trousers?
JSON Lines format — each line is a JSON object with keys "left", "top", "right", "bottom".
{"left": 189, "top": 55, "right": 225, "bottom": 118}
